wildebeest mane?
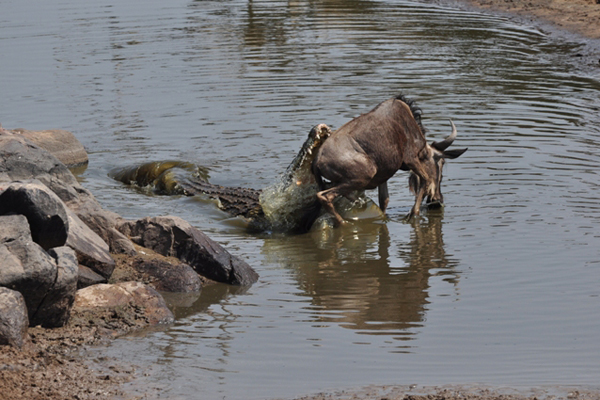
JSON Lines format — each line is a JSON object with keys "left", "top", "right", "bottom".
{"left": 395, "top": 93, "right": 427, "bottom": 135}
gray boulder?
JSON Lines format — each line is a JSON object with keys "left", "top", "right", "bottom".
{"left": 77, "top": 265, "right": 108, "bottom": 289}
{"left": 0, "top": 133, "right": 81, "bottom": 194}
{"left": 64, "top": 206, "right": 115, "bottom": 279}
{"left": 0, "top": 287, "right": 29, "bottom": 348}
{"left": 119, "top": 216, "right": 258, "bottom": 285}
{"left": 34, "top": 247, "right": 79, "bottom": 327}
{"left": 0, "top": 133, "right": 136, "bottom": 255}
{"left": 0, "top": 180, "right": 115, "bottom": 280}
{"left": 10, "top": 128, "right": 89, "bottom": 169}
{"left": 0, "top": 180, "right": 69, "bottom": 250}
{"left": 1, "top": 215, "right": 57, "bottom": 322}
{"left": 126, "top": 258, "right": 202, "bottom": 293}
{"left": 0, "top": 215, "right": 77, "bottom": 327}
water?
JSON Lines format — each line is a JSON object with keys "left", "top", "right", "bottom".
{"left": 2, "top": 0, "right": 600, "bottom": 398}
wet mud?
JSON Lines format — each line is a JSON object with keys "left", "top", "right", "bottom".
{"left": 278, "top": 385, "right": 600, "bottom": 400}
{"left": 0, "top": 326, "right": 134, "bottom": 400}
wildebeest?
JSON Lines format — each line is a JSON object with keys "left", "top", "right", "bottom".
{"left": 312, "top": 94, "right": 467, "bottom": 225}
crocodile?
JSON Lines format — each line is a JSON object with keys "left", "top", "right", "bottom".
{"left": 111, "top": 124, "right": 333, "bottom": 232}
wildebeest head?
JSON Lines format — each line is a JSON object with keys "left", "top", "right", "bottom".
{"left": 408, "top": 119, "right": 467, "bottom": 207}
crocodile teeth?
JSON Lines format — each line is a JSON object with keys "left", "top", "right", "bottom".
{"left": 307, "top": 148, "right": 312, "bottom": 155}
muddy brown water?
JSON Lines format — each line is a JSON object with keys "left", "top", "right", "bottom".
{"left": 2, "top": 0, "right": 600, "bottom": 399}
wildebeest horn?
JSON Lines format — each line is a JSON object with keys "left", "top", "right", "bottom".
{"left": 432, "top": 119, "right": 457, "bottom": 151}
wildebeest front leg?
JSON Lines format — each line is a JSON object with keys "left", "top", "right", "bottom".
{"left": 408, "top": 186, "right": 426, "bottom": 219}
{"left": 378, "top": 182, "right": 389, "bottom": 213}
{"left": 406, "top": 173, "right": 427, "bottom": 219}
{"left": 316, "top": 186, "right": 347, "bottom": 226}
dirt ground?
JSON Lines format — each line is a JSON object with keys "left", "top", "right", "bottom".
{"left": 282, "top": 385, "right": 600, "bottom": 400}
{"left": 2, "top": 1, "right": 600, "bottom": 399}
{"left": 0, "top": 326, "right": 135, "bottom": 400}
{"left": 463, "top": 0, "right": 600, "bottom": 40}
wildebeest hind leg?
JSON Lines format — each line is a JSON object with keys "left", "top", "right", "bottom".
{"left": 378, "top": 182, "right": 389, "bottom": 213}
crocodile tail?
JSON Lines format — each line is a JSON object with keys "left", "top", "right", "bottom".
{"left": 180, "top": 176, "right": 263, "bottom": 219}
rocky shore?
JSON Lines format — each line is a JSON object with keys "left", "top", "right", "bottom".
{"left": 0, "top": 127, "right": 258, "bottom": 399}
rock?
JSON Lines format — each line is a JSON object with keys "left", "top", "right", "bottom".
{"left": 71, "top": 282, "right": 174, "bottom": 331}
{"left": 110, "top": 245, "right": 204, "bottom": 292}
{"left": 64, "top": 205, "right": 115, "bottom": 279}
{"left": 0, "top": 133, "right": 81, "bottom": 192}
{"left": 11, "top": 128, "right": 88, "bottom": 169}
{"left": 119, "top": 216, "right": 259, "bottom": 285}
{"left": 0, "top": 215, "right": 77, "bottom": 327}
{"left": 0, "top": 215, "right": 57, "bottom": 324}
{"left": 0, "top": 180, "right": 69, "bottom": 250}
{"left": 106, "top": 227, "right": 138, "bottom": 256}
{"left": 32, "top": 247, "right": 79, "bottom": 328}
{"left": 130, "top": 258, "right": 202, "bottom": 292}
{"left": 77, "top": 265, "right": 107, "bottom": 289}
{"left": 0, "top": 287, "right": 29, "bottom": 348}
{"left": 67, "top": 198, "right": 136, "bottom": 256}
{"left": 0, "top": 180, "right": 116, "bottom": 280}
{"left": 0, "top": 134, "right": 136, "bottom": 255}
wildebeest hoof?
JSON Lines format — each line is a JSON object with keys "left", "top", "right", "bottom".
{"left": 336, "top": 219, "right": 350, "bottom": 227}
{"left": 426, "top": 201, "right": 443, "bottom": 210}
{"left": 404, "top": 210, "right": 419, "bottom": 221}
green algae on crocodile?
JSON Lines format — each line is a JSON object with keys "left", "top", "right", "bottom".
{"left": 110, "top": 124, "right": 332, "bottom": 232}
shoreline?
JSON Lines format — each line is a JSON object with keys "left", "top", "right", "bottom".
{"left": 283, "top": 384, "right": 600, "bottom": 400}
{"left": 425, "top": 0, "right": 600, "bottom": 72}
{"left": 427, "top": 0, "right": 600, "bottom": 40}
{"left": 462, "top": 0, "right": 600, "bottom": 40}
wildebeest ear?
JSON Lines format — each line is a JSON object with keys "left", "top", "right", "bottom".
{"left": 443, "top": 148, "right": 468, "bottom": 159}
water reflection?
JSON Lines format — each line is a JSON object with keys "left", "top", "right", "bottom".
{"left": 164, "top": 284, "right": 250, "bottom": 320}
{"left": 262, "top": 211, "right": 459, "bottom": 340}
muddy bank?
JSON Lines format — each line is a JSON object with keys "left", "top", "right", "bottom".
{"left": 424, "top": 0, "right": 600, "bottom": 71}
{"left": 278, "top": 385, "right": 600, "bottom": 400}
{"left": 0, "top": 326, "right": 134, "bottom": 400}
{"left": 425, "top": 0, "right": 600, "bottom": 39}
{"left": 464, "top": 0, "right": 600, "bottom": 40}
